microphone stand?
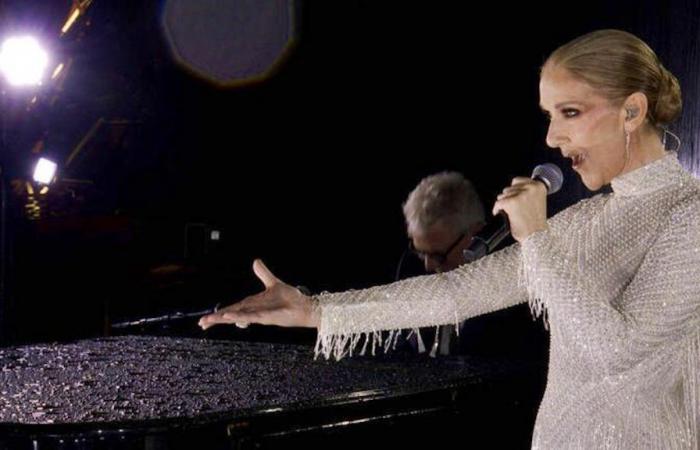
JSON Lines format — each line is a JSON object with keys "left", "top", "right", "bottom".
{"left": 110, "top": 304, "right": 220, "bottom": 330}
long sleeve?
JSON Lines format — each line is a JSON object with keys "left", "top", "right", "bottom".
{"left": 312, "top": 192, "right": 591, "bottom": 361}
{"left": 521, "top": 196, "right": 700, "bottom": 376}
{"left": 314, "top": 243, "right": 527, "bottom": 360}
{"left": 512, "top": 153, "right": 700, "bottom": 449}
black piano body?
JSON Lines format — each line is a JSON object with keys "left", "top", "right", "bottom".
{"left": 0, "top": 336, "right": 545, "bottom": 449}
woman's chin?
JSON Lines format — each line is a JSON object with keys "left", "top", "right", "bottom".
{"left": 579, "top": 173, "right": 604, "bottom": 191}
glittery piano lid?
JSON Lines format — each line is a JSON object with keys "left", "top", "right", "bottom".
{"left": 0, "top": 336, "right": 535, "bottom": 434}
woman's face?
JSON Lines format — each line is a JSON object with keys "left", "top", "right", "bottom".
{"left": 539, "top": 66, "right": 627, "bottom": 190}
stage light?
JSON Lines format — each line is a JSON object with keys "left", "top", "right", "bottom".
{"left": 0, "top": 36, "right": 49, "bottom": 87}
{"left": 61, "top": 1, "right": 92, "bottom": 35}
{"left": 32, "top": 158, "right": 57, "bottom": 184}
{"left": 61, "top": 9, "right": 81, "bottom": 34}
{"left": 51, "top": 63, "right": 65, "bottom": 80}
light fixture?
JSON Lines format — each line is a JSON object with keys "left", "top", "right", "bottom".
{"left": 61, "top": 1, "right": 93, "bottom": 35}
{"left": 32, "top": 158, "right": 57, "bottom": 184}
{"left": 61, "top": 8, "right": 81, "bottom": 34}
{"left": 51, "top": 63, "right": 65, "bottom": 80}
{"left": 0, "top": 36, "right": 49, "bottom": 87}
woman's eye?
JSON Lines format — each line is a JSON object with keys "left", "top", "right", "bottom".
{"left": 562, "top": 108, "right": 580, "bottom": 118}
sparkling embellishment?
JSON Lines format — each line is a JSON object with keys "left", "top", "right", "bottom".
{"left": 314, "top": 152, "right": 700, "bottom": 448}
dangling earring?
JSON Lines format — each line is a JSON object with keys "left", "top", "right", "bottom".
{"left": 613, "top": 127, "right": 632, "bottom": 180}
{"left": 623, "top": 107, "right": 636, "bottom": 166}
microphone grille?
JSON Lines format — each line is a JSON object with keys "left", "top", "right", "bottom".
{"left": 532, "top": 163, "right": 564, "bottom": 194}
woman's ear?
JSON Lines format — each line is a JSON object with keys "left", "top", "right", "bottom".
{"left": 622, "top": 92, "right": 648, "bottom": 133}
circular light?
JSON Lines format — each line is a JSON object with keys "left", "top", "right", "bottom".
{"left": 0, "top": 36, "right": 49, "bottom": 86}
{"left": 162, "top": 0, "right": 295, "bottom": 86}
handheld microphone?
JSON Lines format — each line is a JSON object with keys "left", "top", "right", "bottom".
{"left": 462, "top": 163, "right": 563, "bottom": 263}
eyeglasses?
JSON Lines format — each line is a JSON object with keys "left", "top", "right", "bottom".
{"left": 408, "top": 232, "right": 467, "bottom": 265}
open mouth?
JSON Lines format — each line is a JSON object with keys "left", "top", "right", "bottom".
{"left": 571, "top": 154, "right": 586, "bottom": 169}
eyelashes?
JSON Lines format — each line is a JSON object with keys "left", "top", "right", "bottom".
{"left": 542, "top": 108, "right": 581, "bottom": 121}
{"left": 561, "top": 108, "right": 580, "bottom": 118}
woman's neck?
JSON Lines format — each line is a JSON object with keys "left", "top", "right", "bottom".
{"left": 622, "top": 126, "right": 667, "bottom": 175}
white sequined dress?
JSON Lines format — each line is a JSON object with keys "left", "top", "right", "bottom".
{"left": 313, "top": 152, "right": 700, "bottom": 449}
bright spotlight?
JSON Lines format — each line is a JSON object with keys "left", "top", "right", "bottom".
{"left": 33, "top": 158, "right": 57, "bottom": 184}
{"left": 0, "top": 36, "right": 49, "bottom": 87}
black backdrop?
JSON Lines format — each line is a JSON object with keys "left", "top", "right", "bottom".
{"left": 1, "top": 0, "right": 699, "bottom": 344}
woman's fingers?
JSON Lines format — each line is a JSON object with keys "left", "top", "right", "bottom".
{"left": 496, "top": 187, "right": 525, "bottom": 200}
{"left": 198, "top": 259, "right": 314, "bottom": 330}
{"left": 253, "top": 259, "right": 280, "bottom": 288}
{"left": 198, "top": 295, "right": 255, "bottom": 329}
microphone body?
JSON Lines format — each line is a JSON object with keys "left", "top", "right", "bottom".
{"left": 462, "top": 163, "right": 563, "bottom": 263}
{"left": 462, "top": 213, "right": 509, "bottom": 263}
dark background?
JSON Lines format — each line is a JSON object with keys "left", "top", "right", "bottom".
{"left": 0, "top": 0, "right": 699, "bottom": 345}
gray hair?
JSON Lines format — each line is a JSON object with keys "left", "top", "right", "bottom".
{"left": 402, "top": 171, "right": 485, "bottom": 236}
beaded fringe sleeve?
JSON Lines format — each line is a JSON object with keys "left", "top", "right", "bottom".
{"left": 311, "top": 198, "right": 577, "bottom": 361}
{"left": 313, "top": 153, "right": 700, "bottom": 448}
{"left": 312, "top": 242, "right": 527, "bottom": 361}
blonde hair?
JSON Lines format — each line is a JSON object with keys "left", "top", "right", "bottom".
{"left": 544, "top": 29, "right": 681, "bottom": 129}
{"left": 403, "top": 171, "right": 484, "bottom": 236}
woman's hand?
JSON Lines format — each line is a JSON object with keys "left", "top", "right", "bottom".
{"left": 492, "top": 177, "right": 548, "bottom": 242}
{"left": 198, "top": 259, "right": 320, "bottom": 330}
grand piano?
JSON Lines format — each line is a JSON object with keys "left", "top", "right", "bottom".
{"left": 0, "top": 335, "right": 545, "bottom": 449}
